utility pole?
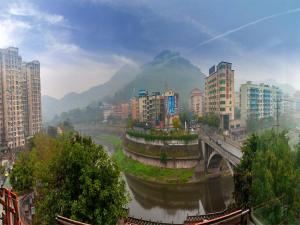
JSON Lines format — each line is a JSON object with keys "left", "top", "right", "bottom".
{"left": 274, "top": 98, "right": 281, "bottom": 133}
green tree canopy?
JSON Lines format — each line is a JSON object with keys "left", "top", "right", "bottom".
{"left": 11, "top": 133, "right": 129, "bottom": 225}
{"left": 199, "top": 113, "right": 220, "bottom": 127}
{"left": 234, "top": 130, "right": 300, "bottom": 224}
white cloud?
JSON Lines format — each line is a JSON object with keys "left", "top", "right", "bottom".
{"left": 0, "top": 19, "right": 31, "bottom": 48}
{"left": 38, "top": 49, "right": 137, "bottom": 98}
{"left": 8, "top": 2, "right": 65, "bottom": 24}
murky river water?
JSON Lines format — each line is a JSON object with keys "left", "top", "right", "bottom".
{"left": 125, "top": 174, "right": 233, "bottom": 223}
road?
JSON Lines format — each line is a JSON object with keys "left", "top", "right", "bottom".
{"left": 210, "top": 134, "right": 243, "bottom": 159}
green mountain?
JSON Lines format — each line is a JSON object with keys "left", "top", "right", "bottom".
{"left": 42, "top": 65, "right": 139, "bottom": 122}
{"left": 112, "top": 50, "right": 206, "bottom": 106}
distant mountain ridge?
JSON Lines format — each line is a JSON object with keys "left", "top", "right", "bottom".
{"left": 112, "top": 50, "right": 206, "bottom": 105}
{"left": 42, "top": 65, "right": 139, "bottom": 122}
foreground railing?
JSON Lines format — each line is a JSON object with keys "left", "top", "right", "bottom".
{"left": 56, "top": 215, "right": 91, "bottom": 225}
{"left": 0, "top": 188, "right": 20, "bottom": 225}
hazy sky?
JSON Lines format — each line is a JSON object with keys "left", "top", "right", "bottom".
{"left": 1, "top": 0, "right": 300, "bottom": 98}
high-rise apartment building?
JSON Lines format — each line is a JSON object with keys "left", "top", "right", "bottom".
{"left": 189, "top": 88, "right": 203, "bottom": 117}
{"left": 240, "top": 81, "right": 283, "bottom": 126}
{"left": 22, "top": 61, "right": 42, "bottom": 137}
{"left": 205, "top": 62, "right": 235, "bottom": 129}
{"left": 0, "top": 47, "right": 42, "bottom": 149}
{"left": 137, "top": 90, "right": 164, "bottom": 127}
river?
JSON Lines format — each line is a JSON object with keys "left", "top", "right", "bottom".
{"left": 76, "top": 125, "right": 234, "bottom": 223}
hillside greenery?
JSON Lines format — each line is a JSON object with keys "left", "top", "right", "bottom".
{"left": 112, "top": 50, "right": 205, "bottom": 106}
{"left": 52, "top": 105, "right": 104, "bottom": 125}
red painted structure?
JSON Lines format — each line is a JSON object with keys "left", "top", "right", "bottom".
{"left": 0, "top": 188, "right": 21, "bottom": 225}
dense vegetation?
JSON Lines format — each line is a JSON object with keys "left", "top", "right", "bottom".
{"left": 52, "top": 105, "right": 104, "bottom": 125}
{"left": 126, "top": 129, "right": 198, "bottom": 142}
{"left": 234, "top": 130, "right": 300, "bottom": 224}
{"left": 112, "top": 50, "right": 206, "bottom": 107}
{"left": 198, "top": 113, "right": 220, "bottom": 127}
{"left": 11, "top": 133, "right": 128, "bottom": 225}
{"left": 246, "top": 116, "right": 275, "bottom": 133}
{"left": 246, "top": 114, "right": 297, "bottom": 134}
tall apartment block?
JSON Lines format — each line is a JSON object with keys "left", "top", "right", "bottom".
{"left": 137, "top": 90, "right": 165, "bottom": 127}
{"left": 205, "top": 62, "right": 235, "bottom": 130}
{"left": 0, "top": 47, "right": 42, "bottom": 149}
{"left": 189, "top": 88, "right": 203, "bottom": 117}
{"left": 240, "top": 81, "right": 283, "bottom": 126}
{"left": 22, "top": 61, "right": 42, "bottom": 137}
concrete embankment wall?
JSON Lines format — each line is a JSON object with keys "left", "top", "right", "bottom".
{"left": 124, "top": 135, "right": 202, "bottom": 169}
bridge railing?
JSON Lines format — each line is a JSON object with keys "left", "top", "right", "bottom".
{"left": 200, "top": 133, "right": 241, "bottom": 165}
{"left": 56, "top": 215, "right": 91, "bottom": 225}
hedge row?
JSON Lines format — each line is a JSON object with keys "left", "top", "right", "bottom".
{"left": 126, "top": 130, "right": 198, "bottom": 142}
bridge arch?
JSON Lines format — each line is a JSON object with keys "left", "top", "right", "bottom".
{"left": 207, "top": 151, "right": 233, "bottom": 174}
{"left": 207, "top": 152, "right": 223, "bottom": 173}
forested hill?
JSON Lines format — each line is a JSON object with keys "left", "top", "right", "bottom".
{"left": 112, "top": 50, "right": 206, "bottom": 106}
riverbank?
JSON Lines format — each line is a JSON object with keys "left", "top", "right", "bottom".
{"left": 113, "top": 148, "right": 195, "bottom": 184}
{"left": 97, "top": 134, "right": 195, "bottom": 183}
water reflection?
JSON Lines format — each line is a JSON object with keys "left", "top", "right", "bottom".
{"left": 125, "top": 174, "right": 234, "bottom": 223}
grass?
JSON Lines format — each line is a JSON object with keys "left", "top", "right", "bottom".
{"left": 95, "top": 134, "right": 195, "bottom": 183}
{"left": 112, "top": 148, "right": 195, "bottom": 184}
{"left": 96, "top": 134, "right": 122, "bottom": 146}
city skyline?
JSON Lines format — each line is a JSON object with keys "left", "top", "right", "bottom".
{"left": 1, "top": 0, "right": 300, "bottom": 98}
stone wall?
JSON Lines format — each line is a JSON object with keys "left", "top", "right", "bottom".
{"left": 125, "top": 134, "right": 198, "bottom": 146}
{"left": 124, "top": 148, "right": 199, "bottom": 169}
{"left": 124, "top": 136, "right": 202, "bottom": 159}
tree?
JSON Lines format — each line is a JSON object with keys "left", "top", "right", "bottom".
{"left": 47, "top": 126, "right": 58, "bottom": 138}
{"left": 233, "top": 134, "right": 258, "bottom": 208}
{"left": 11, "top": 133, "right": 129, "bottom": 225}
{"left": 172, "top": 117, "right": 181, "bottom": 130}
{"left": 234, "top": 130, "right": 300, "bottom": 224}
{"left": 199, "top": 113, "right": 220, "bottom": 128}
{"left": 58, "top": 120, "right": 75, "bottom": 132}
{"left": 11, "top": 150, "right": 37, "bottom": 191}
{"left": 160, "top": 152, "right": 168, "bottom": 164}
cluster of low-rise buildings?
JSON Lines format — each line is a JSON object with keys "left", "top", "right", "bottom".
{"left": 0, "top": 47, "right": 42, "bottom": 149}
{"left": 130, "top": 89, "right": 180, "bottom": 128}
{"left": 103, "top": 60, "right": 299, "bottom": 132}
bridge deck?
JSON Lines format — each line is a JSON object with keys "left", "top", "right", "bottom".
{"left": 199, "top": 131, "right": 242, "bottom": 166}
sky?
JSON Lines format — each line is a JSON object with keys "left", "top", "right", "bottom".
{"left": 1, "top": 0, "right": 300, "bottom": 98}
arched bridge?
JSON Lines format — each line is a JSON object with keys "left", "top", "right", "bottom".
{"left": 199, "top": 130, "right": 243, "bottom": 175}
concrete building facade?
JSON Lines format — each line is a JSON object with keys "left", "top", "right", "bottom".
{"left": 137, "top": 90, "right": 165, "bottom": 127}
{"left": 205, "top": 62, "right": 235, "bottom": 130}
{"left": 129, "top": 97, "right": 139, "bottom": 121}
{"left": 133, "top": 89, "right": 179, "bottom": 128}
{"left": 189, "top": 88, "right": 203, "bottom": 117}
{"left": 163, "top": 89, "right": 179, "bottom": 128}
{"left": 21, "top": 61, "right": 42, "bottom": 137}
{"left": 240, "top": 81, "right": 283, "bottom": 126}
{"left": 0, "top": 47, "right": 42, "bottom": 149}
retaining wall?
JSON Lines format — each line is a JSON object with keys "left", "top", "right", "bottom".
{"left": 124, "top": 148, "right": 199, "bottom": 168}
